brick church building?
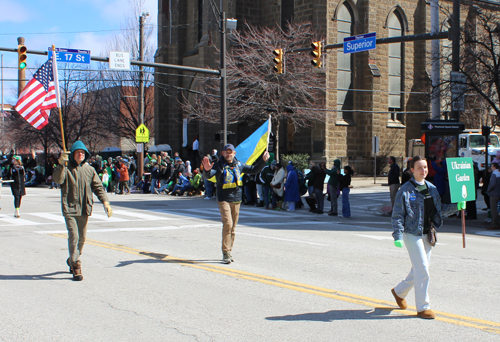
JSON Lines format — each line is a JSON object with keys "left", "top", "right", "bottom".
{"left": 154, "top": 0, "right": 498, "bottom": 172}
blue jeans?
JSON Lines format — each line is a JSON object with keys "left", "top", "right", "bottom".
{"left": 314, "top": 188, "right": 324, "bottom": 212}
{"left": 151, "top": 178, "right": 159, "bottom": 194}
{"left": 342, "top": 187, "right": 350, "bottom": 217}
{"left": 204, "top": 178, "right": 213, "bottom": 197}
{"left": 262, "top": 186, "right": 272, "bottom": 207}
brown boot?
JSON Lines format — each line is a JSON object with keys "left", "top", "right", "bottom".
{"left": 417, "top": 309, "right": 436, "bottom": 319}
{"left": 72, "top": 260, "right": 83, "bottom": 281}
{"left": 391, "top": 288, "right": 408, "bottom": 310}
{"left": 66, "top": 258, "right": 73, "bottom": 274}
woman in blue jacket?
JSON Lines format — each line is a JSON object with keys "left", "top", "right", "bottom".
{"left": 284, "top": 163, "right": 300, "bottom": 211}
{"left": 391, "top": 155, "right": 465, "bottom": 319}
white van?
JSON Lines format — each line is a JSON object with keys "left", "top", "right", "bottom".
{"left": 459, "top": 132, "right": 500, "bottom": 171}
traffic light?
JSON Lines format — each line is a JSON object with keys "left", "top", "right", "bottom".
{"left": 482, "top": 125, "right": 491, "bottom": 137}
{"left": 311, "top": 41, "right": 322, "bottom": 68}
{"left": 18, "top": 44, "right": 27, "bottom": 70}
{"left": 273, "top": 49, "right": 283, "bottom": 74}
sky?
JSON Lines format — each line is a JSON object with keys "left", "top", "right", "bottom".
{"left": 0, "top": 0, "right": 158, "bottom": 105}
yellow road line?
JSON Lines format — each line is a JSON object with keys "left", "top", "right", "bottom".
{"left": 52, "top": 234, "right": 500, "bottom": 334}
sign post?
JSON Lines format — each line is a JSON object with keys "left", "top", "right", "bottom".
{"left": 372, "top": 136, "right": 379, "bottom": 184}
{"left": 446, "top": 157, "right": 475, "bottom": 248}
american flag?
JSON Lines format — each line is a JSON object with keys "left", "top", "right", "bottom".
{"left": 15, "top": 59, "right": 57, "bottom": 129}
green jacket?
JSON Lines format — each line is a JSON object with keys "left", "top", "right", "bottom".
{"left": 53, "top": 141, "right": 109, "bottom": 217}
{"left": 260, "top": 165, "right": 275, "bottom": 186}
{"left": 325, "top": 159, "right": 341, "bottom": 187}
{"left": 189, "top": 173, "right": 202, "bottom": 189}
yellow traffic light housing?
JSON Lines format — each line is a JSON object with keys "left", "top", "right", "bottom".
{"left": 18, "top": 45, "right": 27, "bottom": 70}
{"left": 273, "top": 49, "right": 284, "bottom": 74}
{"left": 311, "top": 41, "right": 322, "bottom": 68}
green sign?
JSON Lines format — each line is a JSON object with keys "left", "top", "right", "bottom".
{"left": 446, "top": 157, "right": 476, "bottom": 203}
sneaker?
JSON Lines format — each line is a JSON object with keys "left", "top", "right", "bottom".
{"left": 155, "top": 189, "right": 161, "bottom": 195}
{"left": 72, "top": 260, "right": 83, "bottom": 281}
{"left": 485, "top": 218, "right": 492, "bottom": 223}
{"left": 222, "top": 252, "right": 232, "bottom": 264}
{"left": 204, "top": 197, "right": 211, "bottom": 200}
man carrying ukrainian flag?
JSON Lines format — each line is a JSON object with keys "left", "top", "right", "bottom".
{"left": 202, "top": 118, "right": 271, "bottom": 264}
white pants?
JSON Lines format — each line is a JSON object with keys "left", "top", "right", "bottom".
{"left": 394, "top": 233, "right": 433, "bottom": 312}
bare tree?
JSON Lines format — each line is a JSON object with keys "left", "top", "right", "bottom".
{"left": 97, "top": 0, "right": 156, "bottom": 140}
{"left": 434, "top": 7, "right": 500, "bottom": 127}
{"left": 180, "top": 21, "right": 326, "bottom": 155}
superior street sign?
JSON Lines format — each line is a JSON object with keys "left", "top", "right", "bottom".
{"left": 344, "top": 32, "right": 377, "bottom": 54}
{"left": 48, "top": 48, "right": 91, "bottom": 64}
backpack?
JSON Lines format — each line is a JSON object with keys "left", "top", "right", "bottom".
{"left": 296, "top": 168, "right": 308, "bottom": 196}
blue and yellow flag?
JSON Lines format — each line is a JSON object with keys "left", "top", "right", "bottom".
{"left": 235, "top": 118, "right": 271, "bottom": 165}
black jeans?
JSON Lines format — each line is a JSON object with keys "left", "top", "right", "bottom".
{"left": 14, "top": 195, "right": 22, "bottom": 209}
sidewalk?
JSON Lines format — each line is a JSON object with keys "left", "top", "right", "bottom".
{"left": 351, "top": 176, "right": 387, "bottom": 189}
{"left": 348, "top": 177, "right": 491, "bottom": 230}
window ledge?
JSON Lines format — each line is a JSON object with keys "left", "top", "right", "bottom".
{"left": 336, "top": 119, "right": 355, "bottom": 126}
{"left": 387, "top": 121, "right": 406, "bottom": 128}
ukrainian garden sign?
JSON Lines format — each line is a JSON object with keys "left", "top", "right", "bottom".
{"left": 446, "top": 157, "right": 475, "bottom": 203}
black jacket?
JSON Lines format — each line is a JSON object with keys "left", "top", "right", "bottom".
{"left": 203, "top": 156, "right": 266, "bottom": 203}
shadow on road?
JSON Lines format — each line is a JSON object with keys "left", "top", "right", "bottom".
{"left": 0, "top": 271, "right": 70, "bottom": 280}
{"left": 115, "top": 251, "right": 224, "bottom": 267}
{"left": 266, "top": 307, "right": 413, "bottom": 321}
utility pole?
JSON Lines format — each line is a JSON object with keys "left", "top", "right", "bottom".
{"left": 430, "top": 0, "right": 441, "bottom": 120}
{"left": 1, "top": 54, "right": 4, "bottom": 136}
{"left": 220, "top": 2, "right": 227, "bottom": 148}
{"left": 137, "top": 12, "right": 148, "bottom": 181}
{"left": 17, "top": 37, "right": 26, "bottom": 96}
{"left": 451, "top": 0, "right": 460, "bottom": 121}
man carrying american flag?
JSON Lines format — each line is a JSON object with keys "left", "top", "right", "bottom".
{"left": 15, "top": 55, "right": 58, "bottom": 130}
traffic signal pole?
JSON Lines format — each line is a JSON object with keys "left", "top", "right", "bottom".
{"left": 137, "top": 12, "right": 148, "bottom": 182}
{"left": 17, "top": 37, "right": 26, "bottom": 96}
{"left": 220, "top": 9, "right": 227, "bottom": 148}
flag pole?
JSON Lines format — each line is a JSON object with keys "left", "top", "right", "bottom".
{"left": 266, "top": 115, "right": 271, "bottom": 153}
{"left": 52, "top": 45, "right": 66, "bottom": 152}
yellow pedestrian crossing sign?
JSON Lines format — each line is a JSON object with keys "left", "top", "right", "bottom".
{"left": 136, "top": 124, "right": 149, "bottom": 143}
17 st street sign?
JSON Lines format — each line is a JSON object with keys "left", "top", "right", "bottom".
{"left": 48, "top": 47, "right": 91, "bottom": 64}
{"left": 344, "top": 32, "right": 377, "bottom": 54}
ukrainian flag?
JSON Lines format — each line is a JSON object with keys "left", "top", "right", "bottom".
{"left": 235, "top": 118, "right": 271, "bottom": 165}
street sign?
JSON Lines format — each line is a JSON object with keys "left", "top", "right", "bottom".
{"left": 136, "top": 124, "right": 149, "bottom": 143}
{"left": 372, "top": 136, "right": 380, "bottom": 155}
{"left": 446, "top": 157, "right": 476, "bottom": 203}
{"left": 451, "top": 72, "right": 467, "bottom": 111}
{"left": 48, "top": 48, "right": 91, "bottom": 64}
{"left": 344, "top": 32, "right": 376, "bottom": 54}
{"left": 137, "top": 143, "right": 144, "bottom": 153}
{"left": 109, "top": 51, "right": 131, "bottom": 70}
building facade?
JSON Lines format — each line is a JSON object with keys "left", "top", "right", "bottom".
{"left": 155, "top": 0, "right": 497, "bottom": 172}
